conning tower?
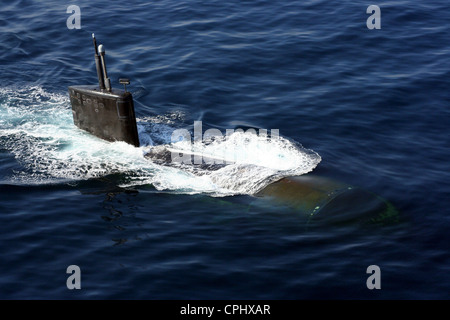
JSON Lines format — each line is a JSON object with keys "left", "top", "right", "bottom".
{"left": 68, "top": 34, "right": 140, "bottom": 147}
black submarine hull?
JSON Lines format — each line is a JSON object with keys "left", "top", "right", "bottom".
{"left": 255, "top": 175, "right": 398, "bottom": 225}
{"left": 67, "top": 92, "right": 398, "bottom": 224}
{"left": 68, "top": 35, "right": 398, "bottom": 224}
{"left": 145, "top": 146, "right": 398, "bottom": 224}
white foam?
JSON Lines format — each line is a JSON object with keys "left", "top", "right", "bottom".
{"left": 0, "top": 85, "right": 321, "bottom": 196}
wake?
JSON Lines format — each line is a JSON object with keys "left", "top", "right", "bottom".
{"left": 0, "top": 85, "right": 321, "bottom": 196}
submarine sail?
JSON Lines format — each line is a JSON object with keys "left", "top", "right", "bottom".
{"left": 68, "top": 34, "right": 140, "bottom": 147}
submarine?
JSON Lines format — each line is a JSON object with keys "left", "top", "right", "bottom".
{"left": 68, "top": 35, "right": 398, "bottom": 225}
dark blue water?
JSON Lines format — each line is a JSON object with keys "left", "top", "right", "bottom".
{"left": 0, "top": 0, "right": 449, "bottom": 299}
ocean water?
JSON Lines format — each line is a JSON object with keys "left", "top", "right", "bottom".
{"left": 0, "top": 0, "right": 449, "bottom": 299}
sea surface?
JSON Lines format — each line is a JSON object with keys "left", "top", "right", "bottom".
{"left": 0, "top": 0, "right": 449, "bottom": 299}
